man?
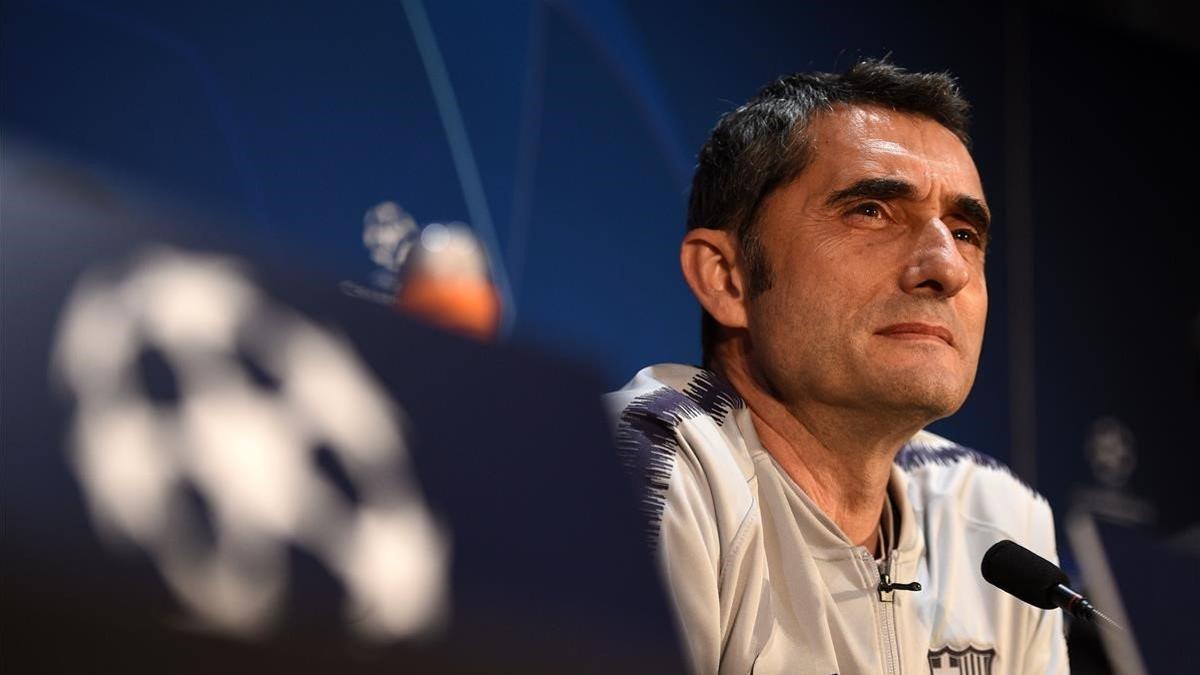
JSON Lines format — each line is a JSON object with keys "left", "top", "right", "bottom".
{"left": 607, "top": 60, "right": 1068, "bottom": 674}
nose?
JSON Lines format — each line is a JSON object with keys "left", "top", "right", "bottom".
{"left": 899, "top": 218, "right": 971, "bottom": 298}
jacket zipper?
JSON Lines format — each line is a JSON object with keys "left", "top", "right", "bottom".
{"left": 865, "top": 549, "right": 901, "bottom": 675}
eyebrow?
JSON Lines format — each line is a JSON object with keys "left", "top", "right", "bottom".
{"left": 825, "top": 176, "right": 992, "bottom": 240}
{"left": 825, "top": 177, "right": 916, "bottom": 207}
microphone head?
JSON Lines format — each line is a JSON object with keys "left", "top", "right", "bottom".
{"left": 980, "top": 539, "right": 1069, "bottom": 610}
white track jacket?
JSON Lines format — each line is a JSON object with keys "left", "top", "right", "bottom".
{"left": 606, "top": 364, "right": 1069, "bottom": 675}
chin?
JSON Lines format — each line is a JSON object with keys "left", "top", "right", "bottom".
{"left": 871, "top": 371, "right": 968, "bottom": 422}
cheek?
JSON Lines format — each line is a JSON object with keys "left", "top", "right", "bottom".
{"left": 961, "top": 282, "right": 988, "bottom": 354}
{"left": 752, "top": 274, "right": 846, "bottom": 357}
{"left": 749, "top": 233, "right": 871, "bottom": 358}
{"left": 974, "top": 276, "right": 988, "bottom": 318}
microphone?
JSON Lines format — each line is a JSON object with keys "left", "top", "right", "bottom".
{"left": 981, "top": 539, "right": 1122, "bottom": 631}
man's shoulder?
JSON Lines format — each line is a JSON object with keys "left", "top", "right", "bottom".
{"left": 897, "top": 430, "right": 1055, "bottom": 545}
{"left": 604, "top": 364, "right": 751, "bottom": 545}
{"left": 604, "top": 365, "right": 747, "bottom": 467}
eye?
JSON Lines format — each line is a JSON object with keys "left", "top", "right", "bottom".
{"left": 851, "top": 202, "right": 885, "bottom": 219}
{"left": 952, "top": 227, "right": 983, "bottom": 248}
{"left": 844, "top": 202, "right": 895, "bottom": 231}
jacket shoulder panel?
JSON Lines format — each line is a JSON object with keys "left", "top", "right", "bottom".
{"left": 605, "top": 366, "right": 747, "bottom": 548}
{"left": 897, "top": 430, "right": 1054, "bottom": 546}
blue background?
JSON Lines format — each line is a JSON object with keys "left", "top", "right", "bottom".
{"left": 3, "top": 0, "right": 1197, "bottom": 542}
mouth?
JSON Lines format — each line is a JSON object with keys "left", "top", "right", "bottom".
{"left": 875, "top": 323, "right": 955, "bottom": 347}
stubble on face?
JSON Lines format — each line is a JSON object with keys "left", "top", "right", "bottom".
{"left": 741, "top": 104, "right": 989, "bottom": 429}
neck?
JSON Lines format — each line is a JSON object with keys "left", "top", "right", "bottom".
{"left": 714, "top": 344, "right": 921, "bottom": 553}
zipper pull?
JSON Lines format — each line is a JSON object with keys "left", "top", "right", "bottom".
{"left": 878, "top": 571, "right": 922, "bottom": 600}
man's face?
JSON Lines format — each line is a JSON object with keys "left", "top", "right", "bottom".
{"left": 744, "top": 104, "right": 989, "bottom": 422}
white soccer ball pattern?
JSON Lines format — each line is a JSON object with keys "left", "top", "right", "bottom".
{"left": 52, "top": 246, "right": 450, "bottom": 640}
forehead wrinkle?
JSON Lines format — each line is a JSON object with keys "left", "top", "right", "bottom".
{"left": 861, "top": 138, "right": 909, "bottom": 155}
{"left": 847, "top": 108, "right": 978, "bottom": 175}
{"left": 859, "top": 140, "right": 971, "bottom": 180}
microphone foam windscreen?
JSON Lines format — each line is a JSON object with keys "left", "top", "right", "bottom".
{"left": 980, "top": 539, "right": 1069, "bottom": 609}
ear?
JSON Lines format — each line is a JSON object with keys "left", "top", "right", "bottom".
{"left": 680, "top": 228, "right": 749, "bottom": 330}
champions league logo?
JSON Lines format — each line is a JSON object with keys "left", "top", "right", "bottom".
{"left": 51, "top": 246, "right": 450, "bottom": 640}
{"left": 339, "top": 201, "right": 422, "bottom": 306}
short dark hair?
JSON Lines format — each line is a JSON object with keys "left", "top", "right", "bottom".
{"left": 687, "top": 58, "right": 972, "bottom": 368}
